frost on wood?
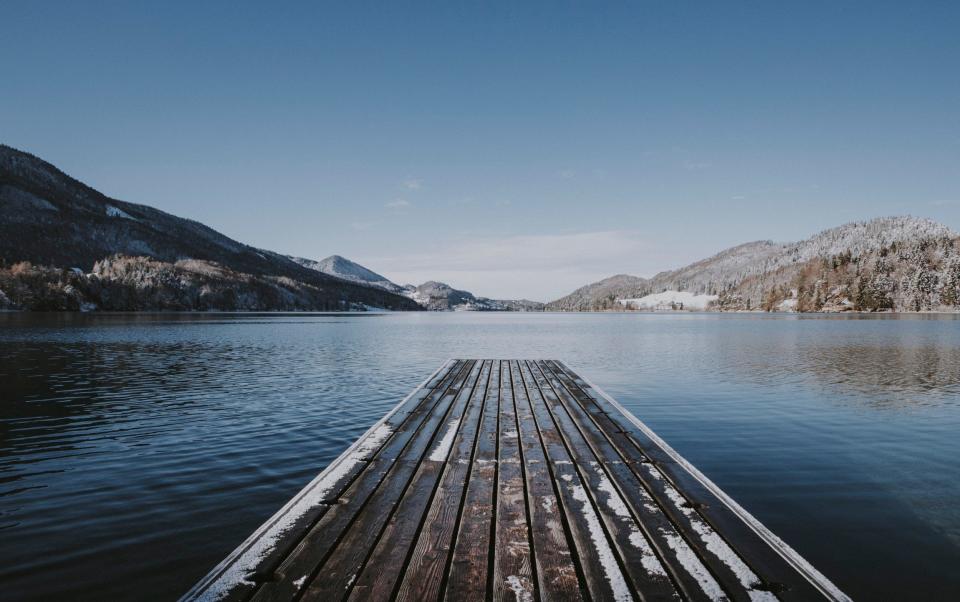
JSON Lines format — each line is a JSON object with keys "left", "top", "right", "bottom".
{"left": 561, "top": 473, "right": 633, "bottom": 601}
{"left": 196, "top": 424, "right": 393, "bottom": 600}
{"left": 592, "top": 462, "right": 669, "bottom": 579}
{"left": 505, "top": 575, "right": 534, "bottom": 602}
{"left": 429, "top": 418, "right": 461, "bottom": 461}
{"left": 660, "top": 478, "right": 777, "bottom": 602}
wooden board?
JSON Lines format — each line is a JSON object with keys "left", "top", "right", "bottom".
{"left": 183, "top": 360, "right": 850, "bottom": 602}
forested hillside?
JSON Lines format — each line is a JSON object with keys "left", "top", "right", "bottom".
{"left": 717, "top": 236, "right": 960, "bottom": 312}
{"left": 548, "top": 217, "right": 960, "bottom": 312}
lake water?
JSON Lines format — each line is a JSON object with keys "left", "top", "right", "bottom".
{"left": 2, "top": 312, "right": 959, "bottom": 601}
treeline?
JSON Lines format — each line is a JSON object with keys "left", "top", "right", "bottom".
{"left": 715, "top": 237, "right": 960, "bottom": 312}
{"left": 0, "top": 255, "right": 401, "bottom": 311}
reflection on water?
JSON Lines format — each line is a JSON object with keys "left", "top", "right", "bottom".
{"left": 1, "top": 312, "right": 959, "bottom": 601}
{"left": 721, "top": 326, "right": 960, "bottom": 409}
{"left": 796, "top": 343, "right": 960, "bottom": 405}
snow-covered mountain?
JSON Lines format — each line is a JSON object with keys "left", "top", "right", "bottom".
{"left": 643, "top": 240, "right": 785, "bottom": 296}
{"left": 548, "top": 217, "right": 960, "bottom": 312}
{"left": 290, "top": 254, "right": 406, "bottom": 294}
{"left": 291, "top": 254, "right": 545, "bottom": 311}
{"left": 404, "top": 280, "right": 478, "bottom": 310}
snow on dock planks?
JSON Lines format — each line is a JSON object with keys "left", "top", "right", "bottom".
{"left": 183, "top": 360, "right": 850, "bottom": 602}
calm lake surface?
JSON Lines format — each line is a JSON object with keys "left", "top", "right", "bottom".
{"left": 2, "top": 312, "right": 959, "bottom": 601}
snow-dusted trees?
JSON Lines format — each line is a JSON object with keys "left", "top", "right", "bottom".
{"left": 715, "top": 232, "right": 960, "bottom": 312}
{"left": 558, "top": 216, "right": 960, "bottom": 312}
{"left": 940, "top": 257, "right": 960, "bottom": 306}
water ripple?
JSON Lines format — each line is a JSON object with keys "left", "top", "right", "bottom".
{"left": 1, "top": 312, "right": 959, "bottom": 601}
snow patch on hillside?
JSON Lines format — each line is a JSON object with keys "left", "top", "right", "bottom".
{"left": 105, "top": 205, "right": 137, "bottom": 220}
{"left": 402, "top": 287, "right": 430, "bottom": 306}
{"left": 778, "top": 298, "right": 798, "bottom": 311}
{"left": 619, "top": 290, "right": 718, "bottom": 310}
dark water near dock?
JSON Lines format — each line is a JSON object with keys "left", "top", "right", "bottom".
{"left": 2, "top": 312, "right": 960, "bottom": 601}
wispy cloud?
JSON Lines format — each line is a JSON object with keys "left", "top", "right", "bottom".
{"left": 682, "top": 160, "right": 712, "bottom": 171}
{"left": 557, "top": 169, "right": 576, "bottom": 180}
{"left": 351, "top": 221, "right": 376, "bottom": 231}
{"left": 385, "top": 199, "right": 411, "bottom": 209}
{"left": 401, "top": 178, "right": 422, "bottom": 190}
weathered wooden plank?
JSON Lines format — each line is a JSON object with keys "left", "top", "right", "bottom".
{"left": 492, "top": 360, "right": 536, "bottom": 602}
{"left": 182, "top": 359, "right": 463, "bottom": 602}
{"left": 518, "top": 359, "right": 639, "bottom": 601}
{"left": 351, "top": 360, "right": 492, "bottom": 601}
{"left": 249, "top": 360, "right": 477, "bottom": 601}
{"left": 530, "top": 360, "right": 694, "bottom": 601}
{"left": 300, "top": 360, "right": 484, "bottom": 601}
{"left": 389, "top": 360, "right": 493, "bottom": 602}
{"left": 509, "top": 361, "right": 584, "bottom": 601}
{"left": 549, "top": 361, "right": 840, "bottom": 602}
{"left": 544, "top": 360, "right": 778, "bottom": 601}
{"left": 444, "top": 360, "right": 501, "bottom": 600}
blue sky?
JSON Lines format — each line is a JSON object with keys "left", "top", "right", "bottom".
{"left": 2, "top": 2, "right": 958, "bottom": 300}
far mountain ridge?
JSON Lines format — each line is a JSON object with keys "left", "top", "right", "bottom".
{"left": 293, "top": 254, "right": 545, "bottom": 311}
{"left": 548, "top": 216, "right": 960, "bottom": 312}
{"left": 289, "top": 254, "right": 406, "bottom": 294}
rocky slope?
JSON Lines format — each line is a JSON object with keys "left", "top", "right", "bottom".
{"left": 0, "top": 145, "right": 420, "bottom": 311}
{"left": 548, "top": 217, "right": 960, "bottom": 312}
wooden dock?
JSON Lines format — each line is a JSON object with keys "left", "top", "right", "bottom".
{"left": 184, "top": 360, "right": 849, "bottom": 602}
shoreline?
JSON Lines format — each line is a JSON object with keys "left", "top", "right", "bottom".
{"left": 3, "top": 308, "right": 960, "bottom": 315}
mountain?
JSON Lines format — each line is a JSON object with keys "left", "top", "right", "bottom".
{"left": 404, "top": 280, "right": 474, "bottom": 310}
{"left": 548, "top": 217, "right": 960, "bottom": 313}
{"left": 401, "top": 280, "right": 545, "bottom": 311}
{"left": 290, "top": 254, "right": 406, "bottom": 294}
{"left": 544, "top": 274, "right": 648, "bottom": 311}
{"left": 293, "top": 253, "right": 546, "bottom": 311}
{"left": 0, "top": 144, "right": 420, "bottom": 311}
{"left": 643, "top": 240, "right": 785, "bottom": 295}
{"left": 494, "top": 299, "right": 547, "bottom": 312}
